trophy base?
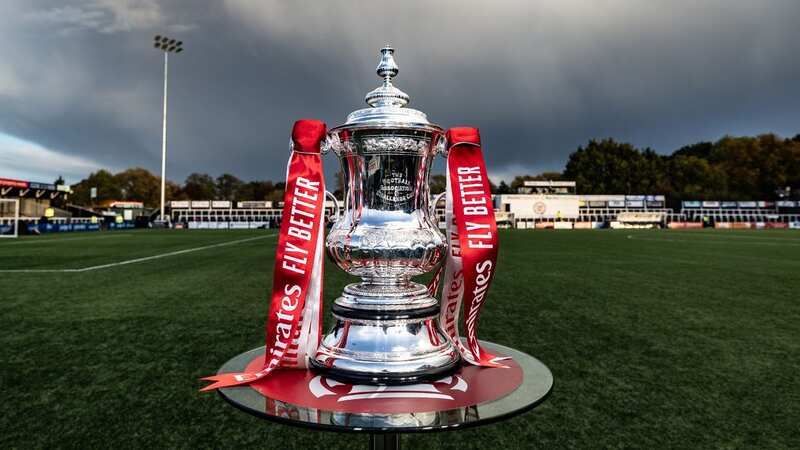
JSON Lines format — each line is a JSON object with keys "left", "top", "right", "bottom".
{"left": 309, "top": 353, "right": 460, "bottom": 386}
{"left": 311, "top": 282, "right": 461, "bottom": 385}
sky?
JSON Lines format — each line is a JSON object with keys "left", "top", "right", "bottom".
{"left": 1, "top": 0, "right": 799, "bottom": 185}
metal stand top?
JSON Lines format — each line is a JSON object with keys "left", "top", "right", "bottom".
{"left": 214, "top": 341, "right": 552, "bottom": 449}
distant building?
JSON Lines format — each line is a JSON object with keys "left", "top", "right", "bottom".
{"left": 0, "top": 177, "right": 72, "bottom": 217}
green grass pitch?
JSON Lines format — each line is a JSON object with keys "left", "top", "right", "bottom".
{"left": 1, "top": 229, "right": 798, "bottom": 448}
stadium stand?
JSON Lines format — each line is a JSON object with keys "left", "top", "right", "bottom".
{"left": 680, "top": 200, "right": 800, "bottom": 227}
{"left": 488, "top": 180, "right": 799, "bottom": 230}
{"left": 0, "top": 177, "right": 143, "bottom": 234}
{"left": 4, "top": 174, "right": 798, "bottom": 233}
{"left": 169, "top": 200, "right": 339, "bottom": 229}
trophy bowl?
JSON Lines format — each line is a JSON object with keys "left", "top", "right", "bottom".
{"left": 310, "top": 47, "right": 460, "bottom": 384}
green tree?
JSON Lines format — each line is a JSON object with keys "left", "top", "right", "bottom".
{"left": 115, "top": 167, "right": 161, "bottom": 206}
{"left": 237, "top": 180, "right": 275, "bottom": 200}
{"left": 267, "top": 181, "right": 286, "bottom": 203}
{"left": 216, "top": 174, "right": 243, "bottom": 201}
{"left": 709, "top": 136, "right": 762, "bottom": 199}
{"left": 635, "top": 149, "right": 672, "bottom": 195}
{"left": 183, "top": 173, "right": 216, "bottom": 200}
{"left": 497, "top": 180, "right": 511, "bottom": 194}
{"left": 667, "top": 155, "right": 727, "bottom": 200}
{"left": 71, "top": 170, "right": 122, "bottom": 206}
{"left": 564, "top": 139, "right": 645, "bottom": 194}
{"left": 672, "top": 141, "right": 713, "bottom": 160}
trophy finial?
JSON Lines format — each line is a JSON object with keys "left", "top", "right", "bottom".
{"left": 376, "top": 46, "right": 399, "bottom": 80}
{"left": 365, "top": 46, "right": 409, "bottom": 108}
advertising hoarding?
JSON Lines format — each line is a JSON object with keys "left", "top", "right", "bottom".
{"left": 0, "top": 178, "right": 29, "bottom": 188}
{"left": 212, "top": 200, "right": 232, "bottom": 208}
{"left": 683, "top": 201, "right": 701, "bottom": 208}
{"left": 191, "top": 201, "right": 210, "bottom": 208}
{"left": 702, "top": 201, "right": 720, "bottom": 208}
{"left": 237, "top": 201, "right": 273, "bottom": 209}
{"left": 626, "top": 200, "right": 644, "bottom": 207}
{"left": 29, "top": 182, "right": 57, "bottom": 190}
{"left": 171, "top": 200, "right": 190, "bottom": 208}
{"left": 721, "top": 201, "right": 738, "bottom": 208}
{"left": 608, "top": 200, "right": 626, "bottom": 208}
{"left": 737, "top": 201, "right": 757, "bottom": 208}
{"left": 108, "top": 201, "right": 143, "bottom": 209}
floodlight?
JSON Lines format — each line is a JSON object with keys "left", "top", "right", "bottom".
{"left": 149, "top": 34, "right": 184, "bottom": 222}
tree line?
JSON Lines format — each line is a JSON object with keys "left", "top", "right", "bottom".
{"left": 508, "top": 133, "right": 800, "bottom": 202}
{"left": 67, "top": 132, "right": 800, "bottom": 208}
{"left": 69, "top": 169, "right": 286, "bottom": 207}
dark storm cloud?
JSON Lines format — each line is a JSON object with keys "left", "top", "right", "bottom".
{"left": 1, "top": 0, "right": 800, "bottom": 184}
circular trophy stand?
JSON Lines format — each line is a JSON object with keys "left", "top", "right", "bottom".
{"left": 216, "top": 341, "right": 552, "bottom": 450}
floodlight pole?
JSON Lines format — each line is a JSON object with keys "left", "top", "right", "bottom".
{"left": 152, "top": 35, "right": 183, "bottom": 223}
{"left": 160, "top": 50, "right": 168, "bottom": 222}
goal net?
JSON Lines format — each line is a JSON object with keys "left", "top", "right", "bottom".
{"left": 0, "top": 198, "right": 20, "bottom": 238}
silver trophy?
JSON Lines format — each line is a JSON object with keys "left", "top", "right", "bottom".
{"left": 310, "top": 47, "right": 460, "bottom": 384}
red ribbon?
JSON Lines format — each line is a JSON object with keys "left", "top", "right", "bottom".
{"left": 438, "top": 128, "right": 507, "bottom": 368}
{"left": 201, "top": 120, "right": 327, "bottom": 391}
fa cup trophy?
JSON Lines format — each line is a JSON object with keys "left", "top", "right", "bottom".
{"left": 310, "top": 47, "right": 460, "bottom": 383}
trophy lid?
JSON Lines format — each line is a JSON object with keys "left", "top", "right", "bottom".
{"left": 335, "top": 46, "right": 440, "bottom": 131}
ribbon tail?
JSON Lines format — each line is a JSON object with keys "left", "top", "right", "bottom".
{"left": 487, "top": 356, "right": 512, "bottom": 368}
{"left": 199, "top": 373, "right": 259, "bottom": 391}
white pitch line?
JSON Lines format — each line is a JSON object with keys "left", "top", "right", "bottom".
{"left": 0, "top": 234, "right": 276, "bottom": 273}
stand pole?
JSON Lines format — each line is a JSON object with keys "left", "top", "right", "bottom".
{"left": 369, "top": 433, "right": 400, "bottom": 450}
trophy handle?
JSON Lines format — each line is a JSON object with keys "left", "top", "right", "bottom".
{"left": 325, "top": 190, "right": 341, "bottom": 223}
{"left": 430, "top": 192, "right": 446, "bottom": 218}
